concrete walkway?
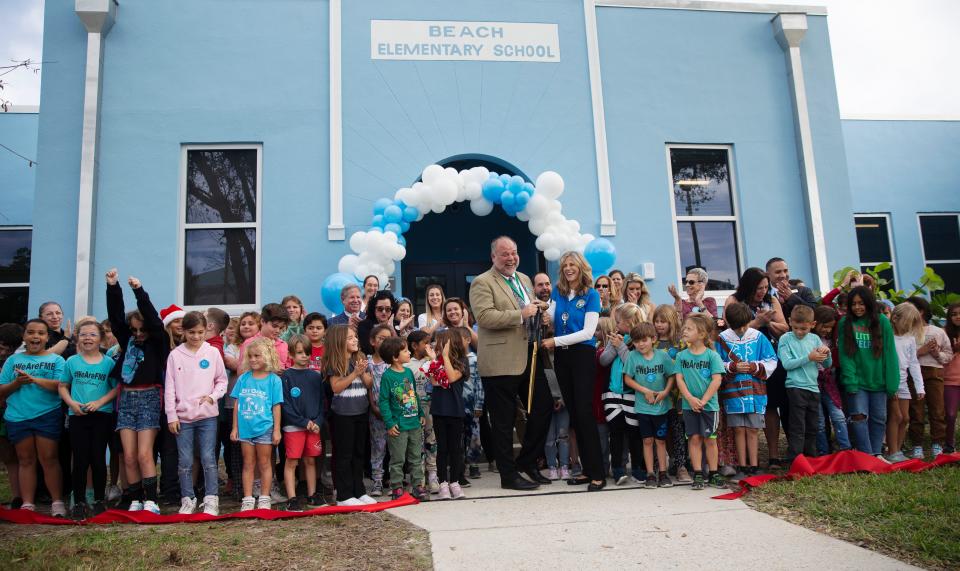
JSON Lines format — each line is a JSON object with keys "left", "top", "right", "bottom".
{"left": 391, "top": 471, "right": 917, "bottom": 570}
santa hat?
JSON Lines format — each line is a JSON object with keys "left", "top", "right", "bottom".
{"left": 160, "top": 304, "right": 186, "bottom": 327}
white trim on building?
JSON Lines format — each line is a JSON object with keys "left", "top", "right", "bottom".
{"left": 583, "top": 0, "right": 617, "bottom": 236}
{"left": 328, "top": 0, "right": 345, "bottom": 241}
{"left": 177, "top": 143, "right": 263, "bottom": 315}
{"left": 596, "top": 0, "right": 827, "bottom": 15}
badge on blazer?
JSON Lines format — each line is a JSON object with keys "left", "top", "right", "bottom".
{"left": 575, "top": 299, "right": 586, "bottom": 309}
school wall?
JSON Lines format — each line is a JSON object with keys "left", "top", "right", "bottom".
{"left": 842, "top": 119, "right": 960, "bottom": 286}
{"left": 0, "top": 111, "right": 37, "bottom": 226}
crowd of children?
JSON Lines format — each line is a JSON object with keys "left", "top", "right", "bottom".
{"left": 0, "top": 262, "right": 958, "bottom": 520}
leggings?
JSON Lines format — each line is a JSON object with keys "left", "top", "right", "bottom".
{"left": 330, "top": 412, "right": 369, "bottom": 502}
{"left": 433, "top": 415, "right": 464, "bottom": 484}
{"left": 69, "top": 412, "right": 113, "bottom": 503}
{"left": 607, "top": 413, "right": 642, "bottom": 479}
{"left": 945, "top": 385, "right": 960, "bottom": 451}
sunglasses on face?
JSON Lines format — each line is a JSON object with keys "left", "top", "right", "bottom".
{"left": 375, "top": 306, "right": 393, "bottom": 313}
{"left": 596, "top": 284, "right": 609, "bottom": 289}
{"left": 685, "top": 280, "right": 700, "bottom": 286}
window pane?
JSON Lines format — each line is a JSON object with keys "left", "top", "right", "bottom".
{"left": 671, "top": 148, "right": 733, "bottom": 217}
{"left": 928, "top": 263, "right": 960, "bottom": 295}
{"left": 186, "top": 149, "right": 257, "bottom": 224}
{"left": 0, "top": 230, "right": 31, "bottom": 283}
{"left": 0, "top": 287, "right": 29, "bottom": 324}
{"left": 854, "top": 216, "right": 892, "bottom": 264}
{"left": 677, "top": 222, "right": 739, "bottom": 290}
{"left": 184, "top": 229, "right": 256, "bottom": 305}
{"left": 919, "top": 215, "right": 960, "bottom": 261}
{"left": 860, "top": 265, "right": 896, "bottom": 293}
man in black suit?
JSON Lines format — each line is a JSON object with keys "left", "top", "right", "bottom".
{"left": 328, "top": 284, "right": 365, "bottom": 328}
{"left": 766, "top": 257, "right": 819, "bottom": 322}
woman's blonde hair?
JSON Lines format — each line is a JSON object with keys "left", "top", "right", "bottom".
{"left": 323, "top": 324, "right": 356, "bottom": 377}
{"left": 613, "top": 303, "right": 646, "bottom": 333}
{"left": 556, "top": 251, "right": 594, "bottom": 297}
{"left": 242, "top": 337, "right": 282, "bottom": 373}
{"left": 652, "top": 304, "right": 682, "bottom": 346}
{"left": 622, "top": 272, "right": 651, "bottom": 305}
{"left": 225, "top": 317, "right": 241, "bottom": 346}
{"left": 891, "top": 302, "right": 925, "bottom": 343}
{"left": 596, "top": 316, "right": 616, "bottom": 345}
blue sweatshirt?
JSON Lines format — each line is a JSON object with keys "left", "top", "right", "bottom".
{"left": 280, "top": 367, "right": 325, "bottom": 430}
{"left": 779, "top": 331, "right": 832, "bottom": 392}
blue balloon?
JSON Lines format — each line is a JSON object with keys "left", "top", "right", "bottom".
{"left": 502, "top": 201, "right": 518, "bottom": 217}
{"left": 499, "top": 174, "right": 511, "bottom": 186}
{"left": 384, "top": 222, "right": 402, "bottom": 235}
{"left": 583, "top": 238, "right": 617, "bottom": 275}
{"left": 522, "top": 182, "right": 536, "bottom": 194}
{"left": 514, "top": 190, "right": 530, "bottom": 209}
{"left": 321, "top": 272, "right": 360, "bottom": 314}
{"left": 507, "top": 176, "right": 525, "bottom": 194}
{"left": 383, "top": 204, "right": 403, "bottom": 224}
{"left": 399, "top": 220, "right": 411, "bottom": 233}
{"left": 482, "top": 179, "right": 505, "bottom": 204}
{"left": 500, "top": 190, "right": 516, "bottom": 210}
{"left": 373, "top": 198, "right": 393, "bottom": 216}
{"left": 371, "top": 214, "right": 385, "bottom": 228}
{"left": 488, "top": 172, "right": 501, "bottom": 180}
{"left": 402, "top": 205, "right": 419, "bottom": 222}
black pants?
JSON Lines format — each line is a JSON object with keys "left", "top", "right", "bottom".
{"left": 69, "top": 412, "right": 112, "bottom": 502}
{"left": 555, "top": 345, "right": 605, "bottom": 481}
{"left": 478, "top": 405, "right": 495, "bottom": 463}
{"left": 787, "top": 388, "right": 820, "bottom": 459}
{"left": 768, "top": 365, "right": 791, "bottom": 433}
{"left": 433, "top": 415, "right": 465, "bottom": 483}
{"left": 481, "top": 344, "right": 553, "bottom": 484}
{"left": 331, "top": 412, "right": 369, "bottom": 502}
{"left": 608, "top": 414, "right": 643, "bottom": 476}
{"left": 156, "top": 421, "right": 180, "bottom": 500}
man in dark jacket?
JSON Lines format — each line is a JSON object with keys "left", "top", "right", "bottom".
{"left": 766, "top": 258, "right": 818, "bottom": 322}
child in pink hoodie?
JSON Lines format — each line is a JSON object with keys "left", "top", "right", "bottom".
{"left": 164, "top": 311, "right": 228, "bottom": 515}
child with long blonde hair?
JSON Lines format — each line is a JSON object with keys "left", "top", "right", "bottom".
{"left": 653, "top": 304, "right": 691, "bottom": 484}
{"left": 886, "top": 303, "right": 925, "bottom": 462}
{"left": 230, "top": 338, "right": 284, "bottom": 511}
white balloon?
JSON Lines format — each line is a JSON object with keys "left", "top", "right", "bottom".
{"left": 546, "top": 199, "right": 562, "bottom": 213}
{"left": 516, "top": 210, "right": 530, "bottom": 222}
{"left": 422, "top": 164, "right": 444, "bottom": 185}
{"left": 470, "top": 198, "right": 494, "bottom": 216}
{"left": 471, "top": 166, "right": 490, "bottom": 183}
{"left": 566, "top": 220, "right": 581, "bottom": 234}
{"left": 434, "top": 180, "right": 458, "bottom": 205}
{"left": 529, "top": 218, "right": 548, "bottom": 236}
{"left": 338, "top": 254, "right": 359, "bottom": 274}
{"left": 547, "top": 211, "right": 566, "bottom": 226}
{"left": 535, "top": 171, "right": 565, "bottom": 199}
{"left": 525, "top": 194, "right": 550, "bottom": 219}
{"left": 431, "top": 202, "right": 446, "bottom": 214}
{"left": 545, "top": 247, "right": 562, "bottom": 261}
{"left": 349, "top": 232, "right": 367, "bottom": 254}
{"left": 464, "top": 181, "right": 482, "bottom": 201}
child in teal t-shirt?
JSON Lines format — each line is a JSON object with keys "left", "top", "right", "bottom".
{"left": 675, "top": 314, "right": 725, "bottom": 490}
{"left": 622, "top": 323, "right": 676, "bottom": 489}
{"left": 0, "top": 320, "right": 67, "bottom": 515}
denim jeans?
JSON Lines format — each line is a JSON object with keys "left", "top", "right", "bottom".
{"left": 817, "top": 392, "right": 851, "bottom": 455}
{"left": 545, "top": 407, "right": 570, "bottom": 468}
{"left": 176, "top": 417, "right": 219, "bottom": 498}
{"left": 846, "top": 390, "right": 887, "bottom": 455}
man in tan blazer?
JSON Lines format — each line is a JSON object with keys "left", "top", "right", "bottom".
{"left": 470, "top": 236, "right": 554, "bottom": 490}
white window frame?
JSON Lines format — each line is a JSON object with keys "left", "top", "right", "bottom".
{"left": 854, "top": 212, "right": 898, "bottom": 290}
{"left": 177, "top": 144, "right": 262, "bottom": 314}
{"left": 665, "top": 144, "right": 744, "bottom": 302}
{"left": 917, "top": 212, "right": 960, "bottom": 284}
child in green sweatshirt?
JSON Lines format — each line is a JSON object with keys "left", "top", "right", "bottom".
{"left": 377, "top": 337, "right": 428, "bottom": 501}
{"left": 836, "top": 287, "right": 899, "bottom": 456}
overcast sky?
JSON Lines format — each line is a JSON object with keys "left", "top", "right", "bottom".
{"left": 2, "top": 0, "right": 958, "bottom": 117}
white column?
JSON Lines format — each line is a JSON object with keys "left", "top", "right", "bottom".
{"left": 773, "top": 13, "right": 830, "bottom": 293}
{"left": 583, "top": 0, "right": 616, "bottom": 236}
{"left": 73, "top": 0, "right": 116, "bottom": 317}
{"left": 328, "top": 0, "right": 345, "bottom": 240}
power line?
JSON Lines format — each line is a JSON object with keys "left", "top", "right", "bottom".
{"left": 0, "top": 142, "right": 37, "bottom": 166}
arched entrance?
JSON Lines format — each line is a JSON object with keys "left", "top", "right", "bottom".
{"left": 400, "top": 155, "right": 544, "bottom": 313}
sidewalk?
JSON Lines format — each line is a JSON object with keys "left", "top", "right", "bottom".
{"left": 391, "top": 470, "right": 917, "bottom": 570}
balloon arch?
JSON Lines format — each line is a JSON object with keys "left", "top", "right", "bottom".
{"left": 321, "top": 164, "right": 616, "bottom": 313}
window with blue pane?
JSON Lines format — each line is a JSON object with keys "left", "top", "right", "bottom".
{"left": 0, "top": 228, "right": 31, "bottom": 324}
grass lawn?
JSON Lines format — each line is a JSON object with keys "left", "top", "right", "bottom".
{"left": 745, "top": 467, "right": 960, "bottom": 571}
{"left": 1, "top": 512, "right": 432, "bottom": 570}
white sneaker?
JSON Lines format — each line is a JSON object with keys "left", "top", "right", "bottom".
{"left": 357, "top": 494, "right": 377, "bottom": 505}
{"left": 270, "top": 483, "right": 287, "bottom": 504}
{"left": 178, "top": 497, "right": 197, "bottom": 514}
{"left": 615, "top": 475, "right": 629, "bottom": 486}
{"left": 106, "top": 485, "right": 122, "bottom": 502}
{"left": 257, "top": 495, "right": 272, "bottom": 510}
{"left": 720, "top": 464, "right": 737, "bottom": 477}
{"left": 128, "top": 500, "right": 143, "bottom": 512}
{"left": 437, "top": 482, "right": 451, "bottom": 500}
{"left": 51, "top": 500, "right": 67, "bottom": 518}
{"left": 337, "top": 497, "right": 364, "bottom": 506}
{"left": 20, "top": 503, "right": 36, "bottom": 511}
{"left": 240, "top": 496, "right": 256, "bottom": 512}
{"left": 910, "top": 446, "right": 924, "bottom": 459}
{"left": 449, "top": 482, "right": 465, "bottom": 499}
{"left": 932, "top": 443, "right": 944, "bottom": 458}
{"left": 546, "top": 467, "right": 559, "bottom": 480}
{"left": 560, "top": 466, "right": 571, "bottom": 480}
{"left": 428, "top": 473, "right": 440, "bottom": 494}
{"left": 143, "top": 500, "right": 160, "bottom": 514}
{"left": 201, "top": 495, "right": 219, "bottom": 516}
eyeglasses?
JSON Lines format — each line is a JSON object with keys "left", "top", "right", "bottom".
{"left": 595, "top": 284, "right": 610, "bottom": 289}
{"left": 375, "top": 306, "right": 393, "bottom": 313}
{"left": 685, "top": 280, "right": 701, "bottom": 286}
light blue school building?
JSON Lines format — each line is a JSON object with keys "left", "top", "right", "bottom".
{"left": 0, "top": 0, "right": 957, "bottom": 323}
